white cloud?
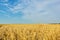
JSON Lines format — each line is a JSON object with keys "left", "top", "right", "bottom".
{"left": 20, "top": 0, "right": 60, "bottom": 22}
{"left": 4, "top": 14, "right": 10, "bottom": 17}
{"left": 1, "top": 0, "right": 60, "bottom": 23}
{"left": 0, "top": 0, "right": 8, "bottom": 2}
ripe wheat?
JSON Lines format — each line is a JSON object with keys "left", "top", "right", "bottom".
{"left": 0, "top": 24, "right": 60, "bottom": 40}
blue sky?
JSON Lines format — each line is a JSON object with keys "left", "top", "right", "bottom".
{"left": 0, "top": 0, "right": 60, "bottom": 24}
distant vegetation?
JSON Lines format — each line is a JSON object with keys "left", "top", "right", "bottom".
{"left": 50, "top": 23, "right": 60, "bottom": 24}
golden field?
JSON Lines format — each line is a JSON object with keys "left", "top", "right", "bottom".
{"left": 0, "top": 24, "right": 60, "bottom": 40}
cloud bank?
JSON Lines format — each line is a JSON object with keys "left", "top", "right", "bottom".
{"left": 0, "top": 0, "right": 60, "bottom": 23}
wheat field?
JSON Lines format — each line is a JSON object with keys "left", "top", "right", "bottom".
{"left": 0, "top": 24, "right": 60, "bottom": 40}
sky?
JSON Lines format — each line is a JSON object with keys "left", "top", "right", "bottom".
{"left": 0, "top": 0, "right": 60, "bottom": 24}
